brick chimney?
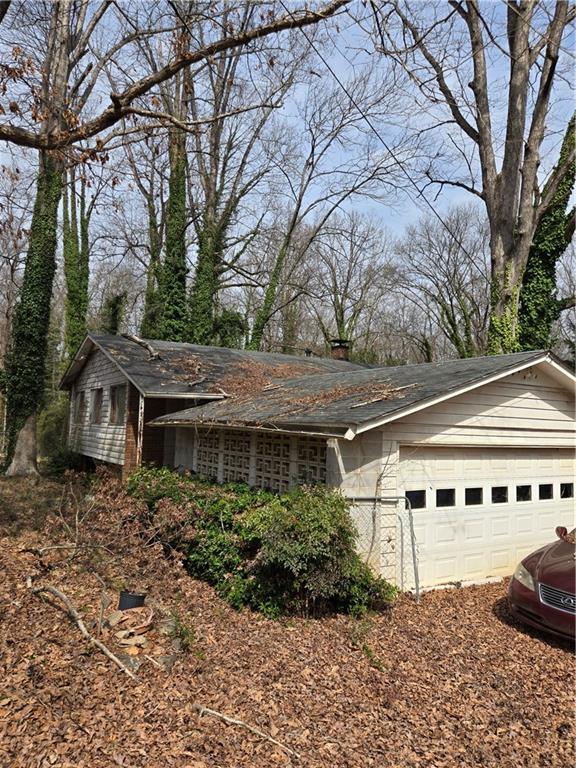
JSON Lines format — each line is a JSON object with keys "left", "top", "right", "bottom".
{"left": 329, "top": 339, "right": 350, "bottom": 361}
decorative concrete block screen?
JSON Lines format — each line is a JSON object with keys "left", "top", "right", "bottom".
{"left": 221, "top": 431, "right": 252, "bottom": 483}
{"left": 193, "top": 427, "right": 327, "bottom": 491}
{"left": 196, "top": 430, "right": 220, "bottom": 480}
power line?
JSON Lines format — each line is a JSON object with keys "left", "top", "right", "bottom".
{"left": 277, "top": 0, "right": 482, "bottom": 266}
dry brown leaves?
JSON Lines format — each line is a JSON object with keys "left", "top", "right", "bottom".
{"left": 219, "top": 360, "right": 325, "bottom": 399}
{"left": 0, "top": 476, "right": 573, "bottom": 768}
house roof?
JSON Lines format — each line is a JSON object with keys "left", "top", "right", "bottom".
{"left": 149, "top": 349, "right": 574, "bottom": 439}
{"left": 59, "top": 333, "right": 366, "bottom": 396}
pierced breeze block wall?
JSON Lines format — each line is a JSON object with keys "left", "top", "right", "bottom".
{"left": 173, "top": 427, "right": 327, "bottom": 492}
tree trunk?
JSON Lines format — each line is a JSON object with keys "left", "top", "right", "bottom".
{"left": 140, "top": 198, "right": 163, "bottom": 339}
{"left": 157, "top": 128, "right": 188, "bottom": 342}
{"left": 5, "top": 414, "right": 38, "bottom": 476}
{"left": 486, "top": 241, "right": 528, "bottom": 354}
{"left": 63, "top": 172, "right": 90, "bottom": 360}
{"left": 4, "top": 153, "right": 62, "bottom": 474}
{"left": 248, "top": 242, "right": 289, "bottom": 351}
{"left": 188, "top": 214, "right": 225, "bottom": 345}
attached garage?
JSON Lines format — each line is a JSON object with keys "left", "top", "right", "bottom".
{"left": 398, "top": 446, "right": 575, "bottom": 588}
{"left": 328, "top": 353, "right": 576, "bottom": 589}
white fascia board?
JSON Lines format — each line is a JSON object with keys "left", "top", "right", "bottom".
{"left": 347, "top": 353, "right": 556, "bottom": 439}
{"left": 144, "top": 392, "right": 225, "bottom": 400}
{"left": 147, "top": 420, "right": 346, "bottom": 439}
{"left": 543, "top": 357, "right": 576, "bottom": 387}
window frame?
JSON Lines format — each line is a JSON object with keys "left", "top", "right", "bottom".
{"left": 90, "top": 387, "right": 104, "bottom": 425}
{"left": 109, "top": 384, "right": 127, "bottom": 425}
{"left": 74, "top": 390, "right": 86, "bottom": 423}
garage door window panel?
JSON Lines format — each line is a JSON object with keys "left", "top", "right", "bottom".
{"left": 405, "top": 490, "right": 426, "bottom": 509}
{"left": 465, "top": 487, "right": 483, "bottom": 505}
{"left": 491, "top": 486, "right": 508, "bottom": 504}
{"left": 538, "top": 484, "right": 553, "bottom": 501}
{"left": 436, "top": 488, "right": 455, "bottom": 507}
{"left": 560, "top": 483, "right": 574, "bottom": 499}
{"left": 516, "top": 485, "right": 532, "bottom": 502}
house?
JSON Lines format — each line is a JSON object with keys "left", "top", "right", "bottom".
{"left": 61, "top": 334, "right": 576, "bottom": 590}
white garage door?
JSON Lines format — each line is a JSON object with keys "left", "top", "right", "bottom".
{"left": 398, "top": 447, "right": 576, "bottom": 589}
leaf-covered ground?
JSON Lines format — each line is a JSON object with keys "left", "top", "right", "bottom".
{"left": 0, "top": 476, "right": 573, "bottom": 768}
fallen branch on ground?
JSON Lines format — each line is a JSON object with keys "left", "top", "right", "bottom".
{"left": 29, "top": 583, "right": 137, "bottom": 681}
{"left": 192, "top": 703, "right": 300, "bottom": 759}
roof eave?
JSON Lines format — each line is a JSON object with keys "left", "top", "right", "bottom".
{"left": 349, "top": 351, "right": 558, "bottom": 437}
{"left": 147, "top": 419, "right": 347, "bottom": 439}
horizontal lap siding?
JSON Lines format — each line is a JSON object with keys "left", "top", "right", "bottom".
{"left": 69, "top": 350, "right": 127, "bottom": 465}
{"left": 383, "top": 366, "right": 574, "bottom": 447}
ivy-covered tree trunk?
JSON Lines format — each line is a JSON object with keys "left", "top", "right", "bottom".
{"left": 4, "top": 152, "right": 63, "bottom": 475}
{"left": 63, "top": 171, "right": 90, "bottom": 361}
{"left": 518, "top": 115, "right": 575, "bottom": 351}
{"left": 140, "top": 198, "right": 163, "bottom": 338}
{"left": 248, "top": 241, "right": 289, "bottom": 351}
{"left": 486, "top": 237, "right": 530, "bottom": 355}
{"left": 188, "top": 214, "right": 226, "bottom": 345}
{"left": 99, "top": 292, "right": 127, "bottom": 335}
{"left": 156, "top": 129, "right": 188, "bottom": 342}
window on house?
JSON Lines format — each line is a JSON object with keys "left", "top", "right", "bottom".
{"left": 74, "top": 391, "right": 86, "bottom": 423}
{"left": 90, "top": 388, "right": 103, "bottom": 424}
{"left": 491, "top": 486, "right": 508, "bottom": 504}
{"left": 516, "top": 485, "right": 532, "bottom": 502}
{"left": 560, "top": 483, "right": 574, "bottom": 499}
{"left": 109, "top": 384, "right": 126, "bottom": 425}
{"left": 465, "top": 487, "right": 483, "bottom": 505}
{"left": 405, "top": 490, "right": 426, "bottom": 509}
{"left": 436, "top": 488, "right": 455, "bottom": 507}
{"left": 538, "top": 484, "right": 553, "bottom": 500}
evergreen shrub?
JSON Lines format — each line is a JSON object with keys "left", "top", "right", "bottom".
{"left": 127, "top": 466, "right": 397, "bottom": 617}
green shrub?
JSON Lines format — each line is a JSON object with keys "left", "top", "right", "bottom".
{"left": 38, "top": 394, "right": 69, "bottom": 460}
{"left": 44, "top": 447, "right": 84, "bottom": 477}
{"left": 126, "top": 467, "right": 397, "bottom": 617}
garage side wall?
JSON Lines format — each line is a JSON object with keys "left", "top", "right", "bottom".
{"left": 326, "top": 433, "right": 400, "bottom": 580}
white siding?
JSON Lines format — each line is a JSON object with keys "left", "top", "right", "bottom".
{"left": 326, "top": 433, "right": 400, "bottom": 577}
{"left": 68, "top": 350, "right": 127, "bottom": 465}
{"left": 381, "top": 365, "right": 574, "bottom": 447}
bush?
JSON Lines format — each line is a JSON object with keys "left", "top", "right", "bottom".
{"left": 44, "top": 447, "right": 85, "bottom": 477}
{"left": 127, "top": 467, "right": 397, "bottom": 617}
{"left": 38, "top": 394, "right": 69, "bottom": 460}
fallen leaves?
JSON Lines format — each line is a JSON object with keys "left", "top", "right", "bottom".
{"left": 0, "top": 475, "right": 573, "bottom": 768}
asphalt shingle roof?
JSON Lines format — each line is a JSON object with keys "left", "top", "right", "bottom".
{"left": 60, "top": 334, "right": 367, "bottom": 396}
{"left": 150, "top": 349, "right": 553, "bottom": 434}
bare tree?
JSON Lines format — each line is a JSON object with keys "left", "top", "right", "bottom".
{"left": 370, "top": 0, "right": 575, "bottom": 352}
{"left": 305, "top": 213, "right": 396, "bottom": 355}
{"left": 395, "top": 204, "right": 491, "bottom": 358}
{"left": 247, "top": 63, "right": 417, "bottom": 349}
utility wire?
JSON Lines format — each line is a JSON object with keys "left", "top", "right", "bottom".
{"left": 277, "top": 0, "right": 481, "bottom": 265}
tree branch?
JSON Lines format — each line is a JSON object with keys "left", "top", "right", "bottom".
{"left": 0, "top": 0, "right": 350, "bottom": 150}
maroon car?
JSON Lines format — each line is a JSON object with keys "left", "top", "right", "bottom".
{"left": 508, "top": 527, "right": 576, "bottom": 642}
